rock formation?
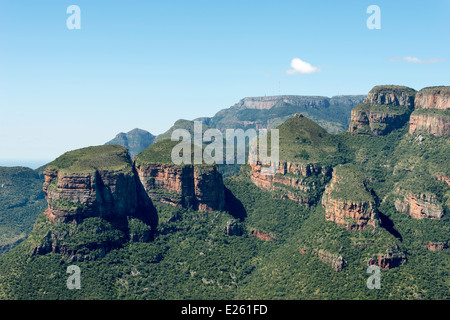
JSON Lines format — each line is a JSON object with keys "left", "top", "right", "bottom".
{"left": 414, "top": 86, "right": 450, "bottom": 110}
{"left": 349, "top": 85, "right": 416, "bottom": 136}
{"left": 408, "top": 86, "right": 450, "bottom": 137}
{"left": 135, "top": 163, "right": 225, "bottom": 212}
{"left": 322, "top": 164, "right": 380, "bottom": 231}
{"left": 394, "top": 187, "right": 444, "bottom": 220}
{"left": 250, "top": 161, "right": 330, "bottom": 206}
{"left": 42, "top": 146, "right": 149, "bottom": 224}
{"left": 368, "top": 249, "right": 407, "bottom": 270}
{"left": 36, "top": 145, "right": 157, "bottom": 260}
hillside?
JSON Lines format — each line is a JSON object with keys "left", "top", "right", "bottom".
{"left": 0, "top": 167, "right": 46, "bottom": 256}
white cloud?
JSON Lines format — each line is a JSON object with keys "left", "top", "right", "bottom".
{"left": 287, "top": 58, "right": 320, "bottom": 75}
{"left": 389, "top": 56, "right": 447, "bottom": 64}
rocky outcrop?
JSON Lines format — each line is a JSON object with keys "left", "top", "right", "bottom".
{"left": 250, "top": 161, "right": 331, "bottom": 206}
{"left": 394, "top": 187, "right": 444, "bottom": 220}
{"left": 364, "top": 85, "right": 416, "bottom": 107}
{"left": 322, "top": 164, "right": 380, "bottom": 231}
{"left": 408, "top": 112, "right": 450, "bottom": 136}
{"left": 135, "top": 163, "right": 225, "bottom": 212}
{"left": 349, "top": 85, "right": 416, "bottom": 136}
{"left": 368, "top": 250, "right": 407, "bottom": 270}
{"left": 35, "top": 145, "right": 158, "bottom": 260}
{"left": 414, "top": 86, "right": 450, "bottom": 110}
{"left": 408, "top": 86, "right": 450, "bottom": 137}
{"left": 43, "top": 167, "right": 141, "bottom": 223}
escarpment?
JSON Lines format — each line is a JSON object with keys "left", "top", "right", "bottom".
{"left": 394, "top": 187, "right": 444, "bottom": 220}
{"left": 321, "top": 164, "right": 380, "bottom": 231}
{"left": 250, "top": 161, "right": 330, "bottom": 206}
{"left": 349, "top": 85, "right": 416, "bottom": 136}
{"left": 36, "top": 142, "right": 226, "bottom": 260}
{"left": 34, "top": 145, "right": 157, "bottom": 260}
{"left": 408, "top": 86, "right": 450, "bottom": 137}
{"left": 42, "top": 146, "right": 148, "bottom": 224}
{"left": 135, "top": 163, "right": 225, "bottom": 211}
{"left": 134, "top": 140, "right": 225, "bottom": 211}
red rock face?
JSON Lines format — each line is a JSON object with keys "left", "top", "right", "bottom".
{"left": 321, "top": 172, "right": 379, "bottom": 231}
{"left": 415, "top": 90, "right": 450, "bottom": 110}
{"left": 365, "top": 90, "right": 415, "bottom": 107}
{"left": 408, "top": 113, "right": 450, "bottom": 137}
{"left": 135, "top": 163, "right": 225, "bottom": 212}
{"left": 409, "top": 87, "right": 450, "bottom": 137}
{"left": 250, "top": 161, "right": 329, "bottom": 206}
{"left": 322, "top": 196, "right": 378, "bottom": 231}
{"left": 43, "top": 168, "right": 138, "bottom": 223}
{"left": 394, "top": 188, "right": 443, "bottom": 220}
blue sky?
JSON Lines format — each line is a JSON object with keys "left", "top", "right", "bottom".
{"left": 0, "top": 0, "right": 449, "bottom": 167}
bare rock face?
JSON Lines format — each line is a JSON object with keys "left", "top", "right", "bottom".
{"left": 42, "top": 146, "right": 145, "bottom": 224}
{"left": 394, "top": 187, "right": 444, "bottom": 220}
{"left": 35, "top": 145, "right": 157, "bottom": 260}
{"left": 408, "top": 86, "right": 450, "bottom": 137}
{"left": 43, "top": 168, "right": 139, "bottom": 223}
{"left": 364, "top": 85, "right": 416, "bottom": 107}
{"left": 135, "top": 163, "right": 225, "bottom": 212}
{"left": 321, "top": 164, "right": 380, "bottom": 231}
{"left": 414, "top": 86, "right": 450, "bottom": 110}
{"left": 409, "top": 112, "right": 450, "bottom": 136}
{"left": 349, "top": 85, "right": 416, "bottom": 136}
{"left": 250, "top": 161, "right": 331, "bottom": 206}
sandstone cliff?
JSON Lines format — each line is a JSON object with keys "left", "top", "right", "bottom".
{"left": 322, "top": 164, "right": 380, "bottom": 231}
{"left": 250, "top": 160, "right": 330, "bottom": 206}
{"left": 394, "top": 187, "right": 444, "bottom": 220}
{"left": 35, "top": 145, "right": 157, "bottom": 260}
{"left": 414, "top": 86, "right": 450, "bottom": 110}
{"left": 135, "top": 163, "right": 225, "bottom": 212}
{"left": 349, "top": 85, "right": 416, "bottom": 136}
{"left": 42, "top": 146, "right": 148, "bottom": 224}
{"left": 408, "top": 86, "right": 450, "bottom": 137}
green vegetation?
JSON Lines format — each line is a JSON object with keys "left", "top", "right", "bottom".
{"left": 0, "top": 167, "right": 46, "bottom": 254}
{"left": 329, "top": 164, "right": 374, "bottom": 203}
{"left": 0, "top": 100, "right": 449, "bottom": 300}
{"left": 269, "top": 114, "right": 343, "bottom": 165}
{"left": 47, "top": 145, "right": 132, "bottom": 173}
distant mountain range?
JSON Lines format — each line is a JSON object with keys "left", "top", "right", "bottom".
{"left": 105, "top": 128, "right": 155, "bottom": 159}
{"left": 105, "top": 94, "right": 366, "bottom": 157}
